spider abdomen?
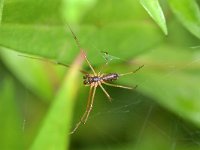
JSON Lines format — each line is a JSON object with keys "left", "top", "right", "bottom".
{"left": 101, "top": 73, "right": 119, "bottom": 82}
{"left": 83, "top": 73, "right": 119, "bottom": 85}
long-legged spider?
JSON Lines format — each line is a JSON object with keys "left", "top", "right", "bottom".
{"left": 68, "top": 25, "right": 144, "bottom": 134}
{"left": 19, "top": 25, "right": 143, "bottom": 134}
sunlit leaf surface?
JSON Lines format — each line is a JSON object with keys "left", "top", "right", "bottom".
{"left": 0, "top": 0, "right": 4, "bottom": 24}
{"left": 30, "top": 53, "right": 84, "bottom": 150}
{"left": 168, "top": 0, "right": 200, "bottom": 39}
{"left": 140, "top": 0, "right": 168, "bottom": 35}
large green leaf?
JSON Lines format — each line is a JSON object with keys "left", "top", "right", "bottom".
{"left": 0, "top": 78, "right": 23, "bottom": 150}
{"left": 0, "top": 0, "right": 4, "bottom": 24}
{"left": 3, "top": 0, "right": 63, "bottom": 24}
{"left": 0, "top": 0, "right": 164, "bottom": 63}
{"left": 168, "top": 0, "right": 200, "bottom": 39}
{"left": 0, "top": 48, "right": 59, "bottom": 101}
{"left": 0, "top": 23, "right": 163, "bottom": 64}
{"left": 0, "top": 23, "right": 163, "bottom": 102}
{"left": 140, "top": 0, "right": 168, "bottom": 35}
{"left": 62, "top": 0, "right": 97, "bottom": 23}
{"left": 116, "top": 45, "right": 200, "bottom": 127}
{"left": 0, "top": 1, "right": 162, "bottom": 103}
{"left": 30, "top": 53, "right": 84, "bottom": 150}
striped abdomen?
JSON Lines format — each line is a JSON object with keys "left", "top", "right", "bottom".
{"left": 101, "top": 73, "right": 119, "bottom": 82}
{"left": 83, "top": 73, "right": 119, "bottom": 85}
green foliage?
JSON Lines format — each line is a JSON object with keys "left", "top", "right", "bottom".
{"left": 118, "top": 45, "right": 200, "bottom": 127}
{"left": 168, "top": 0, "right": 200, "bottom": 39}
{"left": 0, "top": 0, "right": 4, "bottom": 24}
{"left": 0, "top": 78, "right": 23, "bottom": 150}
{"left": 0, "top": 0, "right": 200, "bottom": 150}
{"left": 140, "top": 0, "right": 168, "bottom": 35}
{"left": 30, "top": 54, "right": 83, "bottom": 150}
{"left": 1, "top": 49, "right": 56, "bottom": 101}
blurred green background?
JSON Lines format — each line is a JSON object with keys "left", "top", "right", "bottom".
{"left": 1, "top": 0, "right": 200, "bottom": 150}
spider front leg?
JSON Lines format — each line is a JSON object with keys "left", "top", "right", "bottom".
{"left": 70, "top": 83, "right": 97, "bottom": 134}
{"left": 119, "top": 65, "right": 144, "bottom": 77}
{"left": 81, "top": 50, "right": 97, "bottom": 75}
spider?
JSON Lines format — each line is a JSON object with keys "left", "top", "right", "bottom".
{"left": 67, "top": 25, "right": 144, "bottom": 134}
{"left": 19, "top": 25, "right": 144, "bottom": 134}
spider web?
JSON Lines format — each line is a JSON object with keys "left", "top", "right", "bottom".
{"left": 80, "top": 47, "right": 200, "bottom": 150}
{"left": 14, "top": 45, "right": 200, "bottom": 150}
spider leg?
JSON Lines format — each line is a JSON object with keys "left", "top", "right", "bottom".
{"left": 82, "top": 50, "right": 97, "bottom": 75}
{"left": 67, "top": 24, "right": 97, "bottom": 75}
{"left": 82, "top": 83, "right": 97, "bottom": 124}
{"left": 98, "top": 82, "right": 112, "bottom": 102}
{"left": 70, "top": 84, "right": 97, "bottom": 134}
{"left": 102, "top": 81, "right": 134, "bottom": 90}
{"left": 67, "top": 23, "right": 82, "bottom": 50}
{"left": 18, "top": 54, "right": 89, "bottom": 74}
{"left": 119, "top": 65, "right": 144, "bottom": 77}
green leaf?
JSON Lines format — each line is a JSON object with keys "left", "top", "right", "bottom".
{"left": 0, "top": 0, "right": 163, "bottom": 105}
{"left": 140, "top": 0, "right": 168, "bottom": 35}
{"left": 0, "top": 0, "right": 164, "bottom": 64}
{"left": 0, "top": 78, "right": 23, "bottom": 150}
{"left": 61, "top": 0, "right": 97, "bottom": 23}
{"left": 0, "top": 0, "right": 4, "bottom": 24}
{"left": 81, "top": 0, "right": 148, "bottom": 23}
{"left": 0, "top": 25, "right": 68, "bottom": 60}
{"left": 168, "top": 0, "right": 200, "bottom": 39}
{"left": 0, "top": 23, "right": 163, "bottom": 65}
{"left": 138, "top": 70, "right": 200, "bottom": 126}
{"left": 30, "top": 53, "right": 84, "bottom": 150}
{"left": 0, "top": 48, "right": 58, "bottom": 101}
{"left": 0, "top": 23, "right": 163, "bottom": 101}
{"left": 3, "top": 0, "right": 63, "bottom": 24}
{"left": 118, "top": 45, "right": 200, "bottom": 127}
